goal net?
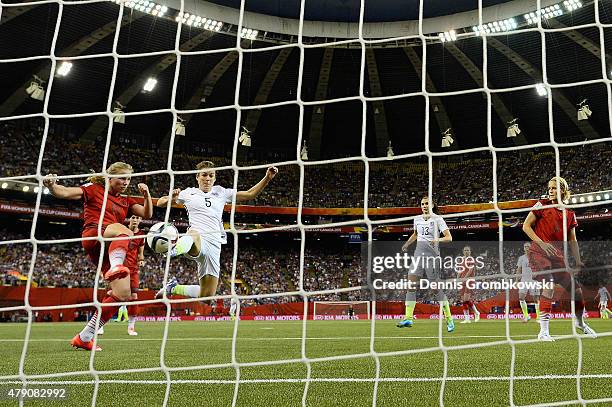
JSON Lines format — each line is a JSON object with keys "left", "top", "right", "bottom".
{"left": 0, "top": 0, "right": 611, "bottom": 405}
{"left": 313, "top": 301, "right": 370, "bottom": 320}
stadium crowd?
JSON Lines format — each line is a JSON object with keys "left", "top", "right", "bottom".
{"left": 1, "top": 122, "right": 611, "bottom": 210}
{"left": 1, "top": 228, "right": 552, "bottom": 305}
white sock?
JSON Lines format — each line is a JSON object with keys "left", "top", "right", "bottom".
{"left": 230, "top": 298, "right": 238, "bottom": 316}
{"left": 472, "top": 305, "right": 479, "bottom": 314}
{"left": 539, "top": 315, "right": 550, "bottom": 336}
{"left": 128, "top": 316, "right": 136, "bottom": 330}
{"left": 463, "top": 309, "right": 469, "bottom": 319}
{"left": 80, "top": 314, "right": 106, "bottom": 342}
{"left": 109, "top": 249, "right": 127, "bottom": 268}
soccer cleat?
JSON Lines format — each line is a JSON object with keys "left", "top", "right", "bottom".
{"left": 523, "top": 315, "right": 531, "bottom": 323}
{"left": 575, "top": 322, "right": 597, "bottom": 338}
{"left": 127, "top": 328, "right": 138, "bottom": 336}
{"left": 474, "top": 312, "right": 480, "bottom": 323}
{"left": 537, "top": 333, "right": 555, "bottom": 342}
{"left": 460, "top": 319, "right": 471, "bottom": 324}
{"left": 105, "top": 265, "right": 129, "bottom": 281}
{"left": 98, "top": 326, "right": 104, "bottom": 335}
{"left": 71, "top": 334, "right": 102, "bottom": 351}
{"left": 446, "top": 319, "right": 455, "bottom": 333}
{"left": 396, "top": 319, "right": 414, "bottom": 328}
{"left": 155, "top": 277, "right": 178, "bottom": 299}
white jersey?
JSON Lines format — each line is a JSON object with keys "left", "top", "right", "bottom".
{"left": 517, "top": 255, "right": 533, "bottom": 282}
{"left": 414, "top": 215, "right": 449, "bottom": 242}
{"left": 177, "top": 185, "right": 236, "bottom": 245}
{"left": 598, "top": 287, "right": 609, "bottom": 302}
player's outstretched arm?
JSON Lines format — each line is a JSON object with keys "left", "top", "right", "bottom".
{"left": 236, "top": 166, "right": 278, "bottom": 202}
{"left": 42, "top": 174, "right": 83, "bottom": 200}
{"left": 156, "top": 188, "right": 181, "bottom": 208}
{"left": 130, "top": 183, "right": 153, "bottom": 219}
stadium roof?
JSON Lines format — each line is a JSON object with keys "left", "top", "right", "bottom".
{"left": 0, "top": 0, "right": 610, "bottom": 161}
{"left": 204, "top": 0, "right": 514, "bottom": 23}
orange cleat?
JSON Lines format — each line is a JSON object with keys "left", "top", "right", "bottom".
{"left": 71, "top": 334, "right": 102, "bottom": 351}
{"left": 104, "top": 265, "right": 129, "bottom": 282}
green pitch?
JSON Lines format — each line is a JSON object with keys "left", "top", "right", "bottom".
{"left": 0, "top": 319, "right": 610, "bottom": 406}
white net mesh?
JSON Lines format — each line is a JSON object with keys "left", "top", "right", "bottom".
{"left": 0, "top": 0, "right": 611, "bottom": 405}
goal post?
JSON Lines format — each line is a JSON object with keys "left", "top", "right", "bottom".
{"left": 313, "top": 301, "right": 371, "bottom": 320}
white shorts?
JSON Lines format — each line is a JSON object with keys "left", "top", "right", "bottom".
{"left": 519, "top": 285, "right": 540, "bottom": 298}
{"left": 600, "top": 300, "right": 609, "bottom": 308}
{"left": 185, "top": 238, "right": 221, "bottom": 279}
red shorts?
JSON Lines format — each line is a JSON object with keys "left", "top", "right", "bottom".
{"left": 82, "top": 228, "right": 112, "bottom": 278}
{"left": 460, "top": 287, "right": 473, "bottom": 298}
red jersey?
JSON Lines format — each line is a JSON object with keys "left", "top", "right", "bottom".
{"left": 125, "top": 230, "right": 146, "bottom": 273}
{"left": 457, "top": 257, "right": 475, "bottom": 279}
{"left": 529, "top": 199, "right": 577, "bottom": 257}
{"left": 80, "top": 183, "right": 138, "bottom": 232}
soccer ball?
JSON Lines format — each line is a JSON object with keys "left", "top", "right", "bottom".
{"left": 146, "top": 222, "right": 179, "bottom": 254}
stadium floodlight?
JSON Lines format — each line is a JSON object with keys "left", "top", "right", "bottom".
{"left": 175, "top": 116, "right": 185, "bottom": 136}
{"left": 22, "top": 186, "right": 29, "bottom": 192}
{"left": 1, "top": 182, "right": 7, "bottom": 189}
{"left": 175, "top": 12, "right": 223, "bottom": 31}
{"left": 563, "top": 0, "right": 583, "bottom": 12}
{"left": 113, "top": 101, "right": 126, "bottom": 124}
{"left": 143, "top": 77, "right": 157, "bottom": 92}
{"left": 116, "top": 0, "right": 167, "bottom": 17}
{"left": 56, "top": 61, "right": 72, "bottom": 77}
{"left": 587, "top": 195, "right": 594, "bottom": 202}
{"left": 506, "top": 118, "right": 521, "bottom": 138}
{"left": 239, "top": 126, "right": 252, "bottom": 147}
{"left": 25, "top": 75, "right": 45, "bottom": 101}
{"left": 386, "top": 141, "right": 394, "bottom": 160}
{"left": 441, "top": 128, "right": 454, "bottom": 148}
{"left": 240, "top": 27, "right": 258, "bottom": 40}
{"left": 571, "top": 197, "right": 578, "bottom": 203}
{"left": 605, "top": 193, "right": 610, "bottom": 200}
{"left": 439, "top": 30, "right": 457, "bottom": 43}
{"left": 43, "top": 187, "right": 50, "bottom": 195}
{"left": 300, "top": 142, "right": 308, "bottom": 160}
{"left": 473, "top": 18, "right": 517, "bottom": 35}
{"left": 524, "top": 5, "right": 563, "bottom": 24}
{"left": 535, "top": 83, "right": 547, "bottom": 97}
{"left": 33, "top": 187, "right": 40, "bottom": 193}
{"left": 577, "top": 99, "right": 592, "bottom": 121}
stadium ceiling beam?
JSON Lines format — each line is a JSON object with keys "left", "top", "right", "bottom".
{"left": 547, "top": 19, "right": 612, "bottom": 63}
{"left": 444, "top": 43, "right": 526, "bottom": 145}
{"left": 0, "top": 3, "right": 36, "bottom": 26}
{"left": 170, "top": 0, "right": 560, "bottom": 39}
{"left": 242, "top": 47, "right": 293, "bottom": 135}
{"left": 159, "top": 39, "right": 252, "bottom": 147}
{"left": 80, "top": 29, "right": 216, "bottom": 142}
{"left": 402, "top": 47, "right": 457, "bottom": 149}
{"left": 0, "top": 12, "right": 146, "bottom": 118}
{"left": 487, "top": 37, "right": 599, "bottom": 139}
{"left": 365, "top": 49, "right": 391, "bottom": 156}
{"left": 306, "top": 48, "right": 333, "bottom": 161}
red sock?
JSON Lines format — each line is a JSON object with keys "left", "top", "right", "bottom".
{"left": 100, "top": 295, "right": 121, "bottom": 322}
{"left": 540, "top": 298, "right": 553, "bottom": 314}
{"left": 463, "top": 302, "right": 469, "bottom": 311}
{"left": 468, "top": 301, "right": 474, "bottom": 308}
{"left": 127, "top": 304, "right": 138, "bottom": 316}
